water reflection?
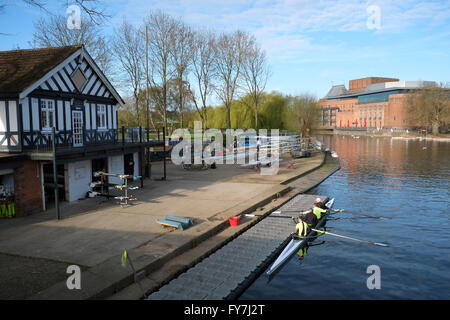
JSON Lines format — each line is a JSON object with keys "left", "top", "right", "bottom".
{"left": 240, "top": 135, "right": 450, "bottom": 300}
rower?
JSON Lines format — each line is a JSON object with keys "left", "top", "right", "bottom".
{"left": 290, "top": 215, "right": 310, "bottom": 238}
{"left": 312, "top": 202, "right": 328, "bottom": 220}
{"left": 301, "top": 198, "right": 328, "bottom": 221}
{"left": 300, "top": 209, "right": 318, "bottom": 228}
{"left": 314, "top": 197, "right": 328, "bottom": 210}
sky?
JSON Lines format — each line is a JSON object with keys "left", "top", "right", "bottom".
{"left": 0, "top": 0, "right": 449, "bottom": 100}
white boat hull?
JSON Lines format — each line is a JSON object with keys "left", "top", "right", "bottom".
{"left": 266, "top": 198, "right": 335, "bottom": 276}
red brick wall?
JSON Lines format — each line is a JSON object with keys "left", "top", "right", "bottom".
{"left": 317, "top": 92, "right": 414, "bottom": 129}
{"left": 13, "top": 160, "right": 42, "bottom": 216}
{"left": 317, "top": 98, "right": 359, "bottom": 129}
{"left": 349, "top": 77, "right": 399, "bottom": 93}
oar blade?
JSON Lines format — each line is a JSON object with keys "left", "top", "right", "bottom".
{"left": 374, "top": 242, "right": 389, "bottom": 247}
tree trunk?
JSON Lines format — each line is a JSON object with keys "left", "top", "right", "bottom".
{"left": 134, "top": 91, "right": 140, "bottom": 126}
{"left": 432, "top": 121, "right": 439, "bottom": 135}
{"left": 179, "top": 78, "right": 184, "bottom": 128}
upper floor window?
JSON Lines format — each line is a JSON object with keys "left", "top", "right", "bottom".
{"left": 97, "top": 104, "right": 107, "bottom": 129}
{"left": 40, "top": 99, "right": 55, "bottom": 130}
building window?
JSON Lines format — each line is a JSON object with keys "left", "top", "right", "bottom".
{"left": 97, "top": 104, "right": 107, "bottom": 129}
{"left": 393, "top": 116, "right": 396, "bottom": 121}
{"left": 40, "top": 99, "right": 55, "bottom": 130}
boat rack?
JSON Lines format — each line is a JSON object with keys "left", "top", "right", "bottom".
{"left": 89, "top": 171, "right": 143, "bottom": 206}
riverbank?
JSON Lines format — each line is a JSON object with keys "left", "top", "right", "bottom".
{"left": 0, "top": 150, "right": 337, "bottom": 300}
{"left": 314, "top": 129, "right": 450, "bottom": 141}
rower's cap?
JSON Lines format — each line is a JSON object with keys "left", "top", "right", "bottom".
{"left": 315, "top": 197, "right": 321, "bottom": 203}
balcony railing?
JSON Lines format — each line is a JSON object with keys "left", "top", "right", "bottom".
{"left": 22, "top": 127, "right": 165, "bottom": 154}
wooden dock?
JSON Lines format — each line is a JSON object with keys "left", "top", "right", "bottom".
{"left": 147, "top": 194, "right": 326, "bottom": 300}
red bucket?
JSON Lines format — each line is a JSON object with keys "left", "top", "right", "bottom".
{"left": 229, "top": 216, "right": 240, "bottom": 227}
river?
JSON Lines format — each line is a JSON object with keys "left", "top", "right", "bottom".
{"left": 240, "top": 134, "right": 450, "bottom": 299}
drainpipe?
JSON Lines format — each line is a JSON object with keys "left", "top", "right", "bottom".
{"left": 52, "top": 127, "right": 60, "bottom": 220}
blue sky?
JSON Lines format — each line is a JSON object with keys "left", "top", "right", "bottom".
{"left": 0, "top": 0, "right": 449, "bottom": 100}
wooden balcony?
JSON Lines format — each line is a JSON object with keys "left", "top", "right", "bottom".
{"left": 22, "top": 127, "right": 165, "bottom": 161}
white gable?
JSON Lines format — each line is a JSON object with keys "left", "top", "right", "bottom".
{"left": 19, "top": 47, "right": 124, "bottom": 107}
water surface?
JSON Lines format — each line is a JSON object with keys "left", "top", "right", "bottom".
{"left": 240, "top": 135, "right": 450, "bottom": 299}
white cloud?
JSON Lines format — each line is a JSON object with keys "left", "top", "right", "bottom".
{"left": 105, "top": 0, "right": 449, "bottom": 61}
{"left": 103, "top": 0, "right": 449, "bottom": 97}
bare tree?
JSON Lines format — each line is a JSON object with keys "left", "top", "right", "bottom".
{"left": 0, "top": 0, "right": 109, "bottom": 24}
{"left": 406, "top": 83, "right": 450, "bottom": 135}
{"left": 242, "top": 40, "right": 271, "bottom": 129}
{"left": 145, "top": 10, "right": 177, "bottom": 132}
{"left": 111, "top": 18, "right": 145, "bottom": 126}
{"left": 190, "top": 29, "right": 217, "bottom": 129}
{"left": 68, "top": 0, "right": 109, "bottom": 25}
{"left": 30, "top": 14, "right": 112, "bottom": 77}
{"left": 169, "top": 19, "right": 194, "bottom": 128}
{"left": 285, "top": 94, "right": 319, "bottom": 137}
{"left": 214, "top": 30, "right": 253, "bottom": 129}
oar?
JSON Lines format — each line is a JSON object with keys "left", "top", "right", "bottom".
{"left": 272, "top": 209, "right": 344, "bottom": 214}
{"left": 311, "top": 228, "right": 389, "bottom": 247}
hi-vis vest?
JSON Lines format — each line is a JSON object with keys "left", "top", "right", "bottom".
{"left": 313, "top": 207, "right": 327, "bottom": 219}
{"left": 296, "top": 221, "right": 309, "bottom": 237}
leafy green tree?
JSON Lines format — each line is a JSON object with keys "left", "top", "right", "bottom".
{"left": 259, "top": 92, "right": 287, "bottom": 129}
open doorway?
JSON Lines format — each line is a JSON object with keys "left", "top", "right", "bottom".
{"left": 43, "top": 163, "right": 65, "bottom": 209}
{"left": 91, "top": 158, "right": 107, "bottom": 191}
{"left": 124, "top": 153, "right": 135, "bottom": 176}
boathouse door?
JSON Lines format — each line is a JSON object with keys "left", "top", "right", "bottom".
{"left": 72, "top": 110, "right": 83, "bottom": 147}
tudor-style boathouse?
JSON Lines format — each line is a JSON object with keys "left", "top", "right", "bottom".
{"left": 0, "top": 45, "right": 160, "bottom": 217}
